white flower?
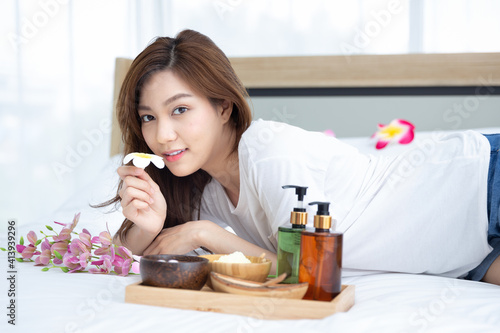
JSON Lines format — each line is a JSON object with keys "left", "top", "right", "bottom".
{"left": 123, "top": 152, "right": 165, "bottom": 169}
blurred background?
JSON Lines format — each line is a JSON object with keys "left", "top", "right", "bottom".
{"left": 1, "top": 0, "right": 500, "bottom": 226}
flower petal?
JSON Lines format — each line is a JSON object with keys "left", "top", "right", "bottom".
{"left": 398, "top": 128, "right": 415, "bottom": 144}
{"left": 117, "top": 246, "right": 133, "bottom": 260}
{"left": 396, "top": 119, "right": 415, "bottom": 131}
{"left": 79, "top": 233, "right": 92, "bottom": 249}
{"left": 35, "top": 249, "right": 52, "bottom": 266}
{"left": 132, "top": 157, "right": 151, "bottom": 169}
{"left": 53, "top": 228, "right": 71, "bottom": 242}
{"left": 123, "top": 153, "right": 135, "bottom": 164}
{"left": 16, "top": 244, "right": 26, "bottom": 253}
{"left": 151, "top": 156, "right": 165, "bottom": 169}
{"left": 51, "top": 242, "right": 69, "bottom": 256}
{"left": 376, "top": 139, "right": 390, "bottom": 150}
{"left": 94, "top": 247, "right": 111, "bottom": 256}
{"left": 98, "top": 231, "right": 112, "bottom": 247}
{"left": 27, "top": 231, "right": 37, "bottom": 246}
{"left": 41, "top": 238, "right": 51, "bottom": 251}
{"left": 131, "top": 261, "right": 140, "bottom": 274}
{"left": 70, "top": 213, "right": 80, "bottom": 231}
{"left": 21, "top": 245, "right": 38, "bottom": 259}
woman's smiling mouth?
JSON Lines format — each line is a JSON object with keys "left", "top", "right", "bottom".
{"left": 163, "top": 148, "right": 187, "bottom": 162}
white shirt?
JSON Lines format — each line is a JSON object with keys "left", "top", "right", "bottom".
{"left": 199, "top": 119, "right": 492, "bottom": 277}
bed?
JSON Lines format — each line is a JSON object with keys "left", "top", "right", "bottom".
{"left": 3, "top": 53, "right": 500, "bottom": 333}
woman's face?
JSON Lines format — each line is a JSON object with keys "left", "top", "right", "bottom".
{"left": 138, "top": 70, "right": 232, "bottom": 177}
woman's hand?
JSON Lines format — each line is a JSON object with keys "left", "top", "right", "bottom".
{"left": 143, "top": 220, "right": 208, "bottom": 255}
{"left": 117, "top": 166, "right": 166, "bottom": 235}
{"left": 143, "top": 220, "right": 278, "bottom": 274}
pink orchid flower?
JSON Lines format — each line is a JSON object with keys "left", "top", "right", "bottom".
{"left": 35, "top": 249, "right": 52, "bottom": 266}
{"left": 18, "top": 244, "right": 40, "bottom": 260}
{"left": 112, "top": 246, "right": 138, "bottom": 276}
{"left": 53, "top": 213, "right": 81, "bottom": 242}
{"left": 90, "top": 247, "right": 115, "bottom": 274}
{"left": 54, "top": 212, "right": 81, "bottom": 230}
{"left": 51, "top": 241, "right": 69, "bottom": 265}
{"left": 92, "top": 231, "right": 113, "bottom": 256}
{"left": 69, "top": 239, "right": 90, "bottom": 257}
{"left": 35, "top": 239, "right": 52, "bottom": 266}
{"left": 79, "top": 231, "right": 92, "bottom": 249}
{"left": 13, "top": 212, "right": 139, "bottom": 275}
{"left": 372, "top": 119, "right": 415, "bottom": 149}
{"left": 116, "top": 246, "right": 133, "bottom": 260}
{"left": 66, "top": 238, "right": 92, "bottom": 271}
{"left": 114, "top": 258, "right": 132, "bottom": 276}
{"left": 27, "top": 230, "right": 37, "bottom": 246}
{"left": 52, "top": 228, "right": 72, "bottom": 242}
{"left": 89, "top": 257, "right": 113, "bottom": 274}
{"left": 98, "top": 231, "right": 112, "bottom": 247}
{"left": 79, "top": 251, "right": 91, "bottom": 269}
{"left": 62, "top": 252, "right": 84, "bottom": 273}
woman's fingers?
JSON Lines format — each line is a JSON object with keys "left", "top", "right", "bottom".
{"left": 120, "top": 186, "right": 153, "bottom": 207}
{"left": 118, "top": 166, "right": 157, "bottom": 188}
{"left": 122, "top": 174, "right": 155, "bottom": 196}
{"left": 116, "top": 165, "right": 167, "bottom": 233}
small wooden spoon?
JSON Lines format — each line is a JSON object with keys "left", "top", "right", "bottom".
{"left": 261, "top": 272, "right": 287, "bottom": 287}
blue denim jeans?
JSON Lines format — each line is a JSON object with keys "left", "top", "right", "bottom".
{"left": 465, "top": 133, "right": 500, "bottom": 281}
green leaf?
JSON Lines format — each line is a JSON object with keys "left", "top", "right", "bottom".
{"left": 15, "top": 258, "right": 24, "bottom": 262}
{"left": 20, "top": 236, "right": 24, "bottom": 245}
{"left": 41, "top": 267, "right": 49, "bottom": 272}
{"left": 35, "top": 239, "right": 42, "bottom": 246}
{"left": 60, "top": 267, "right": 69, "bottom": 273}
{"left": 53, "top": 250, "right": 63, "bottom": 260}
{"left": 0, "top": 247, "right": 6, "bottom": 251}
{"left": 46, "top": 225, "right": 54, "bottom": 231}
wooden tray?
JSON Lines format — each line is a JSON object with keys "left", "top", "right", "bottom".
{"left": 125, "top": 282, "right": 355, "bottom": 320}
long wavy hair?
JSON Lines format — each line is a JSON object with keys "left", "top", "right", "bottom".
{"left": 104, "top": 29, "right": 252, "bottom": 244}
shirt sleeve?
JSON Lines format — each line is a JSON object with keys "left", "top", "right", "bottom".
{"left": 197, "top": 181, "right": 230, "bottom": 230}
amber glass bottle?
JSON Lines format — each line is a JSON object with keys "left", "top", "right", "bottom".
{"left": 299, "top": 202, "right": 343, "bottom": 301}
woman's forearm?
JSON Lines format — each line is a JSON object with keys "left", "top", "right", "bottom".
{"left": 113, "top": 225, "right": 159, "bottom": 255}
{"left": 198, "top": 221, "right": 277, "bottom": 274}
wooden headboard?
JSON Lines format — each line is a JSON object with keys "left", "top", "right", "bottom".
{"left": 110, "top": 53, "right": 500, "bottom": 156}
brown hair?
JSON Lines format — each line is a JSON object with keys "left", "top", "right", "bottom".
{"left": 106, "top": 29, "right": 252, "bottom": 244}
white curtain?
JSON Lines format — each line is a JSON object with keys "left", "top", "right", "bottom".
{"left": 1, "top": 0, "right": 499, "bottom": 225}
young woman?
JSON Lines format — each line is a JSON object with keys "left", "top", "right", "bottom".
{"left": 109, "top": 29, "right": 500, "bottom": 285}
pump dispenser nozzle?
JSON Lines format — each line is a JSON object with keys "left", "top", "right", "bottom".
{"left": 309, "top": 201, "right": 332, "bottom": 230}
{"left": 282, "top": 185, "right": 308, "bottom": 212}
{"left": 282, "top": 185, "right": 308, "bottom": 225}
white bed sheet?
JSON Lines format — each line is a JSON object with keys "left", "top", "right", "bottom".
{"left": 2, "top": 259, "right": 499, "bottom": 333}
{"left": 2, "top": 127, "right": 500, "bottom": 333}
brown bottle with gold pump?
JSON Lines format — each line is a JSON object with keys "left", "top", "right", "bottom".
{"left": 299, "top": 201, "right": 343, "bottom": 301}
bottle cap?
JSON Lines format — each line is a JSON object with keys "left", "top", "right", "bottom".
{"left": 309, "top": 201, "right": 332, "bottom": 230}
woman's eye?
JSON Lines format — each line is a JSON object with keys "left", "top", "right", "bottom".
{"left": 140, "top": 115, "right": 155, "bottom": 123}
{"left": 173, "top": 107, "right": 188, "bottom": 115}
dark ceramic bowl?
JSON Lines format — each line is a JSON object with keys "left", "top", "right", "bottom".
{"left": 140, "top": 254, "right": 209, "bottom": 290}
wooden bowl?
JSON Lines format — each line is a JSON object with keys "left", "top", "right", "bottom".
{"left": 140, "top": 254, "right": 209, "bottom": 290}
{"left": 198, "top": 254, "right": 272, "bottom": 288}
{"left": 210, "top": 272, "right": 309, "bottom": 299}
